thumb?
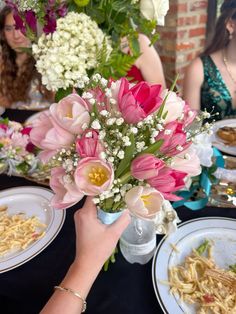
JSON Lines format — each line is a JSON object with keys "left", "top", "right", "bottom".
{"left": 109, "top": 210, "right": 131, "bottom": 237}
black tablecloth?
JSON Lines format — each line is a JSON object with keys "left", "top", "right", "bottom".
{"left": 1, "top": 110, "right": 236, "bottom": 314}
{"left": 1, "top": 175, "right": 236, "bottom": 314}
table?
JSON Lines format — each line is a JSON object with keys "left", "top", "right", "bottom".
{"left": 1, "top": 110, "right": 236, "bottom": 314}
{"left": 1, "top": 174, "right": 236, "bottom": 314}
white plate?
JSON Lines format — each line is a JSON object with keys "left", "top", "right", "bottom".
{"left": 212, "top": 119, "right": 236, "bottom": 156}
{"left": 152, "top": 217, "right": 236, "bottom": 314}
{"left": 0, "top": 186, "right": 65, "bottom": 273}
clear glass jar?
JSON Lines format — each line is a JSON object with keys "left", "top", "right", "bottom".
{"left": 119, "top": 215, "right": 156, "bottom": 264}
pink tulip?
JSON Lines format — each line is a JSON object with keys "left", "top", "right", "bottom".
{"left": 74, "top": 158, "right": 114, "bottom": 195}
{"left": 155, "top": 121, "right": 191, "bottom": 156}
{"left": 125, "top": 186, "right": 164, "bottom": 219}
{"left": 30, "top": 111, "right": 75, "bottom": 163}
{"left": 76, "top": 129, "right": 104, "bottom": 158}
{"left": 147, "top": 167, "right": 187, "bottom": 201}
{"left": 50, "top": 167, "right": 84, "bottom": 209}
{"left": 50, "top": 93, "right": 90, "bottom": 135}
{"left": 131, "top": 154, "right": 165, "bottom": 180}
{"left": 118, "top": 78, "right": 162, "bottom": 124}
{"left": 0, "top": 124, "right": 8, "bottom": 131}
{"left": 161, "top": 90, "right": 185, "bottom": 124}
{"left": 181, "top": 102, "right": 197, "bottom": 127}
{"left": 21, "top": 127, "right": 32, "bottom": 135}
{"left": 171, "top": 146, "right": 201, "bottom": 176}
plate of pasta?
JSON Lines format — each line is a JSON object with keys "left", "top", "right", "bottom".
{"left": 0, "top": 186, "right": 65, "bottom": 273}
{"left": 152, "top": 217, "right": 236, "bottom": 314}
{"left": 212, "top": 119, "right": 236, "bottom": 156}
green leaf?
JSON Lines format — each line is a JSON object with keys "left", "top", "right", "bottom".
{"left": 0, "top": 143, "right": 3, "bottom": 149}
{"left": 196, "top": 239, "right": 209, "bottom": 255}
{"left": 16, "top": 162, "right": 30, "bottom": 174}
{"left": 140, "top": 139, "right": 163, "bottom": 155}
{"left": 129, "top": 36, "right": 140, "bottom": 56}
{"left": 116, "top": 133, "right": 135, "bottom": 178}
{"left": 55, "top": 87, "right": 73, "bottom": 102}
{"left": 0, "top": 117, "right": 9, "bottom": 125}
{"left": 229, "top": 264, "right": 236, "bottom": 273}
{"left": 103, "top": 197, "right": 114, "bottom": 211}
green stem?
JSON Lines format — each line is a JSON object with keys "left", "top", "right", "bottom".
{"left": 119, "top": 171, "right": 131, "bottom": 184}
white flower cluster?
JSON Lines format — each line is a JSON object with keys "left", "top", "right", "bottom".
{"left": 17, "top": 0, "right": 40, "bottom": 13}
{"left": 32, "top": 12, "right": 112, "bottom": 91}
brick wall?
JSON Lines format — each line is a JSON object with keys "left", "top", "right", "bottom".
{"left": 157, "top": 0, "right": 208, "bottom": 93}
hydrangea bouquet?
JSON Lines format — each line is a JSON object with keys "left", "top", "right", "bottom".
{"left": 29, "top": 75, "right": 211, "bottom": 222}
{"left": 5, "top": 0, "right": 169, "bottom": 96}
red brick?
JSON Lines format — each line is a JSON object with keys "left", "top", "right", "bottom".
{"left": 177, "top": 30, "right": 188, "bottom": 39}
{"left": 160, "top": 31, "right": 177, "bottom": 40}
{"left": 185, "top": 16, "right": 198, "bottom": 25}
{"left": 176, "top": 42, "right": 195, "bottom": 51}
{"left": 160, "top": 56, "right": 176, "bottom": 63}
{"left": 189, "top": 27, "right": 206, "bottom": 37}
{"left": 177, "top": 17, "right": 185, "bottom": 26}
{"left": 190, "top": 0, "right": 208, "bottom": 11}
{"left": 199, "top": 14, "right": 207, "bottom": 24}
{"left": 169, "top": 3, "right": 188, "bottom": 14}
{"left": 199, "top": 38, "right": 206, "bottom": 47}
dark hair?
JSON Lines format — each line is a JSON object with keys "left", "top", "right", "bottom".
{"left": 0, "top": 6, "right": 51, "bottom": 104}
{"left": 202, "top": 0, "right": 236, "bottom": 56}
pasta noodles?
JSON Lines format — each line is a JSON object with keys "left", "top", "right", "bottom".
{"left": 167, "top": 241, "right": 236, "bottom": 314}
{"left": 0, "top": 205, "right": 46, "bottom": 257}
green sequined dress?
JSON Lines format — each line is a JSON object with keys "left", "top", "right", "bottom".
{"left": 200, "top": 55, "right": 236, "bottom": 121}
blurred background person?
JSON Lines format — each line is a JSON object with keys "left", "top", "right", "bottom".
{"left": 0, "top": 6, "right": 52, "bottom": 111}
{"left": 183, "top": 0, "right": 236, "bottom": 121}
{"left": 122, "top": 34, "right": 166, "bottom": 88}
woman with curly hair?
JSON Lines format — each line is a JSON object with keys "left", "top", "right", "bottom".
{"left": 183, "top": 0, "right": 236, "bottom": 121}
{"left": 0, "top": 6, "right": 52, "bottom": 110}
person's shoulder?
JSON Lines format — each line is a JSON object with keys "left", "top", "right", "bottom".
{"left": 138, "top": 33, "right": 151, "bottom": 45}
{"left": 185, "top": 57, "right": 204, "bottom": 79}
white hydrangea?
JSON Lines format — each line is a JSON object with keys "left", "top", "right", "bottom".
{"left": 18, "top": 0, "right": 40, "bottom": 13}
{"left": 32, "top": 12, "right": 112, "bottom": 91}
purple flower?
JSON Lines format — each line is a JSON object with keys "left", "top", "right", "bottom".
{"left": 25, "top": 10, "right": 37, "bottom": 33}
{"left": 57, "top": 4, "right": 68, "bottom": 17}
{"left": 13, "top": 12, "right": 26, "bottom": 34}
{"left": 43, "top": 14, "right": 57, "bottom": 34}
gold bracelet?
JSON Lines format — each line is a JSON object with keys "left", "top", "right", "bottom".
{"left": 54, "top": 285, "right": 87, "bottom": 312}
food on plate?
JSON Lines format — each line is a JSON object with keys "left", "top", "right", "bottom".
{"left": 216, "top": 126, "right": 236, "bottom": 146}
{"left": 0, "top": 205, "right": 46, "bottom": 257}
{"left": 167, "top": 240, "right": 236, "bottom": 313}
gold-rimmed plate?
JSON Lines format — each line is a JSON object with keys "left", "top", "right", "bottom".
{"left": 0, "top": 186, "right": 65, "bottom": 273}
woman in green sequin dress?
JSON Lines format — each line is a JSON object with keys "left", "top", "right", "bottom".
{"left": 183, "top": 0, "right": 236, "bottom": 121}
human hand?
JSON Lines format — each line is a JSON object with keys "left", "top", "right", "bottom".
{"left": 73, "top": 197, "right": 131, "bottom": 271}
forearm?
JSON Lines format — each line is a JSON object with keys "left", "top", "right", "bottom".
{"left": 40, "top": 260, "right": 101, "bottom": 314}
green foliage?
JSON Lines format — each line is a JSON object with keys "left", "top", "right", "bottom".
{"left": 96, "top": 46, "right": 138, "bottom": 80}
{"left": 72, "top": 0, "right": 159, "bottom": 79}
{"left": 140, "top": 140, "right": 164, "bottom": 155}
{"left": 116, "top": 133, "right": 135, "bottom": 178}
{"left": 16, "top": 162, "right": 30, "bottom": 174}
{"left": 55, "top": 87, "right": 73, "bottom": 102}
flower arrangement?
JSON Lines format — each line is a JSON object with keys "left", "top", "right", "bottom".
{"left": 32, "top": 12, "right": 112, "bottom": 91}
{"left": 0, "top": 118, "right": 38, "bottom": 176}
{"left": 5, "top": 0, "right": 169, "bottom": 93}
{"left": 29, "top": 76, "right": 211, "bottom": 220}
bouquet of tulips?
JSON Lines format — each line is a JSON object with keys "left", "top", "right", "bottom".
{"left": 29, "top": 75, "right": 210, "bottom": 219}
{"left": 0, "top": 118, "right": 38, "bottom": 176}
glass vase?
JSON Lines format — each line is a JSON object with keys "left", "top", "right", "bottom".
{"left": 97, "top": 208, "right": 123, "bottom": 225}
{"left": 119, "top": 215, "right": 156, "bottom": 265}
